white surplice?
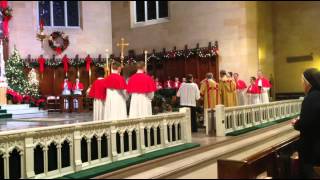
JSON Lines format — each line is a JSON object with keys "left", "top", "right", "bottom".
{"left": 104, "top": 88, "right": 128, "bottom": 121}
{"left": 247, "top": 94, "right": 261, "bottom": 105}
{"left": 236, "top": 89, "right": 247, "bottom": 106}
{"left": 129, "top": 93, "right": 154, "bottom": 118}
{"left": 258, "top": 79, "right": 270, "bottom": 104}
{"left": 93, "top": 99, "right": 104, "bottom": 121}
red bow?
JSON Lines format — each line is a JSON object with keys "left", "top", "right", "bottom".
{"left": 1, "top": 0, "right": 9, "bottom": 38}
{"left": 62, "top": 55, "right": 69, "bottom": 73}
{"left": 56, "top": 47, "right": 62, "bottom": 55}
{"left": 85, "top": 55, "right": 92, "bottom": 72}
{"left": 38, "top": 56, "right": 46, "bottom": 74}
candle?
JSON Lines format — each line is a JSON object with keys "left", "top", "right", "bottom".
{"left": 106, "top": 49, "right": 109, "bottom": 67}
{"left": 144, "top": 50, "right": 148, "bottom": 72}
{"left": 40, "top": 18, "right": 44, "bottom": 31}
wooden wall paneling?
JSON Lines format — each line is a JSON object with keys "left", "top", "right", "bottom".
{"left": 39, "top": 68, "right": 54, "bottom": 95}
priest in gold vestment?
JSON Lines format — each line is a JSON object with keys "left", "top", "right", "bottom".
{"left": 200, "top": 73, "right": 219, "bottom": 109}
{"left": 219, "top": 70, "right": 238, "bottom": 107}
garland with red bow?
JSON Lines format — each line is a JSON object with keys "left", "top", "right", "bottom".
{"left": 0, "top": 1, "right": 11, "bottom": 39}
{"left": 37, "top": 56, "right": 45, "bottom": 74}
{"left": 85, "top": 55, "right": 92, "bottom": 72}
{"left": 62, "top": 55, "right": 69, "bottom": 73}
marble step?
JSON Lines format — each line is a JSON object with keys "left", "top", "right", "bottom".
{"left": 0, "top": 104, "right": 30, "bottom": 110}
{"left": 6, "top": 108, "right": 46, "bottom": 115}
{"left": 0, "top": 104, "right": 48, "bottom": 119}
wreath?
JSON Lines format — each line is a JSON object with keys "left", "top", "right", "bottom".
{"left": 48, "top": 31, "right": 69, "bottom": 55}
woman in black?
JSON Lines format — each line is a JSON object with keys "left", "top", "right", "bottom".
{"left": 293, "top": 68, "right": 320, "bottom": 178}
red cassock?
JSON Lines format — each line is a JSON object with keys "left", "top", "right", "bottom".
{"left": 236, "top": 80, "right": 247, "bottom": 90}
{"left": 173, "top": 81, "right": 181, "bottom": 89}
{"left": 61, "top": 81, "right": 73, "bottom": 91}
{"left": 104, "top": 73, "right": 127, "bottom": 90}
{"left": 164, "top": 80, "right": 174, "bottom": 89}
{"left": 89, "top": 78, "right": 107, "bottom": 100}
{"left": 72, "top": 83, "right": 84, "bottom": 91}
{"left": 256, "top": 77, "right": 272, "bottom": 88}
{"left": 247, "top": 84, "right": 261, "bottom": 94}
{"left": 156, "top": 82, "right": 163, "bottom": 90}
{"left": 127, "top": 73, "right": 156, "bottom": 93}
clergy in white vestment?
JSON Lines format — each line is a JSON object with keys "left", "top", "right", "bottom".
{"left": 127, "top": 61, "right": 157, "bottom": 118}
{"left": 72, "top": 78, "right": 84, "bottom": 109}
{"left": 89, "top": 67, "right": 106, "bottom": 121}
{"left": 61, "top": 77, "right": 72, "bottom": 109}
{"left": 234, "top": 73, "right": 247, "bottom": 106}
{"left": 104, "top": 61, "right": 128, "bottom": 121}
{"left": 177, "top": 74, "right": 200, "bottom": 132}
{"left": 256, "top": 70, "right": 272, "bottom": 103}
{"left": 247, "top": 77, "right": 261, "bottom": 105}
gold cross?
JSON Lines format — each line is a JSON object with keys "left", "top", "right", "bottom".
{"left": 116, "top": 38, "right": 129, "bottom": 65}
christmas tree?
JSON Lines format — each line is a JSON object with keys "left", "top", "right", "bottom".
{"left": 26, "top": 68, "right": 40, "bottom": 98}
{"left": 5, "top": 48, "right": 29, "bottom": 95}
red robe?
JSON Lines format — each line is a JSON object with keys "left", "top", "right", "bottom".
{"left": 72, "top": 82, "right": 84, "bottom": 91}
{"left": 104, "top": 73, "right": 127, "bottom": 90}
{"left": 173, "top": 81, "right": 181, "bottom": 89}
{"left": 89, "top": 78, "right": 107, "bottom": 100}
{"left": 256, "top": 77, "right": 272, "bottom": 88}
{"left": 127, "top": 73, "right": 156, "bottom": 93}
{"left": 247, "top": 84, "right": 261, "bottom": 94}
{"left": 61, "top": 81, "right": 73, "bottom": 91}
{"left": 164, "top": 80, "right": 174, "bottom": 89}
{"left": 236, "top": 79, "right": 247, "bottom": 90}
{"left": 155, "top": 81, "right": 163, "bottom": 90}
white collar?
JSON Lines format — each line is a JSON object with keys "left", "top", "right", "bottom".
{"left": 137, "top": 69, "right": 144, "bottom": 73}
{"left": 111, "top": 69, "right": 120, "bottom": 74}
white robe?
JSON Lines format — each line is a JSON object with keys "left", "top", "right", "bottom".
{"left": 73, "top": 83, "right": 82, "bottom": 109}
{"left": 258, "top": 79, "right": 270, "bottom": 103}
{"left": 62, "top": 82, "right": 71, "bottom": 109}
{"left": 247, "top": 94, "right": 261, "bottom": 105}
{"left": 104, "top": 89, "right": 128, "bottom": 121}
{"left": 93, "top": 99, "right": 104, "bottom": 121}
{"left": 129, "top": 93, "right": 154, "bottom": 118}
{"left": 236, "top": 89, "right": 247, "bottom": 106}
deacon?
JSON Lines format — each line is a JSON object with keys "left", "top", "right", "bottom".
{"left": 127, "top": 61, "right": 157, "bottom": 118}
{"left": 234, "top": 73, "right": 247, "bottom": 106}
{"left": 219, "top": 70, "right": 238, "bottom": 107}
{"left": 247, "top": 77, "right": 261, "bottom": 105}
{"left": 89, "top": 67, "right": 106, "bottom": 121}
{"left": 104, "top": 61, "right": 128, "bottom": 121}
{"left": 72, "top": 77, "right": 84, "bottom": 110}
{"left": 200, "top": 73, "right": 219, "bottom": 109}
{"left": 256, "top": 70, "right": 272, "bottom": 103}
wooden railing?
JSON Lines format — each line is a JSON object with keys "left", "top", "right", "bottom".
{"left": 0, "top": 108, "right": 191, "bottom": 179}
{"left": 204, "top": 99, "right": 303, "bottom": 136}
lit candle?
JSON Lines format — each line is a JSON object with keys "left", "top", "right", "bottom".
{"left": 144, "top": 50, "right": 148, "bottom": 72}
{"left": 106, "top": 49, "right": 109, "bottom": 67}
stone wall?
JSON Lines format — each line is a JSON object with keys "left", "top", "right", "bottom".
{"left": 111, "top": 1, "right": 259, "bottom": 83}
{"left": 8, "top": 1, "right": 113, "bottom": 59}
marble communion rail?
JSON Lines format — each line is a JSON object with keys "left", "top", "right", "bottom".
{"left": 0, "top": 108, "right": 192, "bottom": 179}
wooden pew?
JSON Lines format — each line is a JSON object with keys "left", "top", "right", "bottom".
{"left": 217, "top": 135, "right": 299, "bottom": 179}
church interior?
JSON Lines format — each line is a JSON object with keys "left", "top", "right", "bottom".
{"left": 0, "top": 1, "right": 319, "bottom": 179}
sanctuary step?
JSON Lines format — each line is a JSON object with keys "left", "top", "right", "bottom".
{"left": 0, "top": 104, "right": 48, "bottom": 119}
{"left": 95, "top": 120, "right": 298, "bottom": 179}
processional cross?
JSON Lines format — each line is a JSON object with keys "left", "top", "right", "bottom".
{"left": 116, "top": 38, "right": 129, "bottom": 66}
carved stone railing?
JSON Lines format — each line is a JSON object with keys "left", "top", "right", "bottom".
{"left": 0, "top": 108, "right": 191, "bottom": 179}
{"left": 204, "top": 99, "right": 303, "bottom": 136}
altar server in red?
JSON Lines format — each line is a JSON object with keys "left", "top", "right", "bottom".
{"left": 173, "top": 77, "right": 181, "bottom": 90}
{"left": 164, "top": 76, "right": 174, "bottom": 89}
{"left": 72, "top": 77, "right": 84, "bottom": 109}
{"left": 61, "top": 77, "right": 73, "bottom": 109}
{"left": 155, "top": 77, "right": 163, "bottom": 90}
{"left": 234, "top": 73, "right": 247, "bottom": 106}
{"left": 256, "top": 70, "right": 272, "bottom": 103}
{"left": 127, "top": 61, "right": 157, "bottom": 118}
{"left": 89, "top": 67, "right": 106, "bottom": 121}
{"left": 247, "top": 77, "right": 261, "bottom": 105}
{"left": 104, "top": 61, "right": 128, "bottom": 121}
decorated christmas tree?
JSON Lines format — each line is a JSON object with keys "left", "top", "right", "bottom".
{"left": 5, "top": 48, "right": 29, "bottom": 95}
{"left": 26, "top": 68, "right": 40, "bottom": 98}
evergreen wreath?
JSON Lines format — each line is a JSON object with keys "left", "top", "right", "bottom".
{"left": 48, "top": 31, "right": 69, "bottom": 54}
